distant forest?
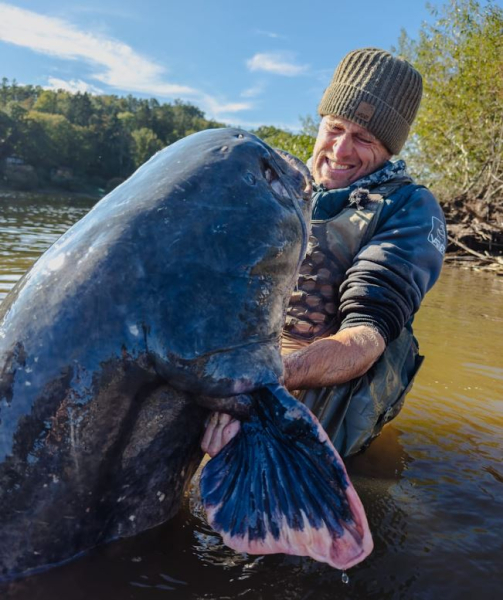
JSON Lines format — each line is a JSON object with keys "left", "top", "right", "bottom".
{"left": 0, "top": 79, "right": 315, "bottom": 195}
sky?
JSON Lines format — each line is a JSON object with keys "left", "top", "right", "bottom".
{"left": 0, "top": 0, "right": 500, "bottom": 131}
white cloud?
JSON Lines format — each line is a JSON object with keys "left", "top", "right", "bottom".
{"left": 246, "top": 52, "right": 308, "bottom": 76}
{"left": 254, "top": 29, "right": 286, "bottom": 40}
{"left": 46, "top": 77, "right": 104, "bottom": 95}
{"left": 201, "top": 94, "right": 253, "bottom": 116}
{"left": 0, "top": 3, "right": 192, "bottom": 94}
{"left": 240, "top": 82, "right": 266, "bottom": 99}
{"left": 0, "top": 2, "right": 250, "bottom": 117}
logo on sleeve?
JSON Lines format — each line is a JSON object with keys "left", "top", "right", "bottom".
{"left": 428, "top": 217, "right": 446, "bottom": 255}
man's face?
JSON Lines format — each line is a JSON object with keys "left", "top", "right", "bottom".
{"left": 312, "top": 116, "right": 391, "bottom": 189}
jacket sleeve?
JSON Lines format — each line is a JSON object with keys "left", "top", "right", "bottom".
{"left": 338, "top": 186, "right": 446, "bottom": 344}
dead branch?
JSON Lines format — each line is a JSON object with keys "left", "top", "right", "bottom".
{"left": 448, "top": 234, "right": 503, "bottom": 265}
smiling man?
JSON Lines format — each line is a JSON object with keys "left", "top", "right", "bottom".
{"left": 202, "top": 48, "right": 446, "bottom": 460}
{"left": 312, "top": 117, "right": 391, "bottom": 190}
{"left": 281, "top": 48, "right": 446, "bottom": 456}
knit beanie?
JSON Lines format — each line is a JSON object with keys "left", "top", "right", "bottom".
{"left": 318, "top": 48, "right": 423, "bottom": 155}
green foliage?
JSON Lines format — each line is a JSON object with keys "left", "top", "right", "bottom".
{"left": 32, "top": 90, "right": 59, "bottom": 114}
{"left": 0, "top": 78, "right": 318, "bottom": 192}
{"left": 397, "top": 0, "right": 503, "bottom": 207}
{"left": 0, "top": 79, "right": 225, "bottom": 191}
{"left": 299, "top": 114, "right": 320, "bottom": 138}
{"left": 26, "top": 111, "right": 93, "bottom": 171}
{"left": 253, "top": 125, "right": 315, "bottom": 164}
{"left": 131, "top": 127, "right": 164, "bottom": 168}
{"left": 0, "top": 111, "right": 16, "bottom": 159}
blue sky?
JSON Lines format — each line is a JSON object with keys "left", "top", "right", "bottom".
{"left": 0, "top": 1, "right": 500, "bottom": 131}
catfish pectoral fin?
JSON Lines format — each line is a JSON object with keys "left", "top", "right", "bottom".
{"left": 200, "top": 384, "right": 373, "bottom": 570}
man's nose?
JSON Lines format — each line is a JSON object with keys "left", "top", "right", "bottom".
{"left": 333, "top": 133, "right": 353, "bottom": 159}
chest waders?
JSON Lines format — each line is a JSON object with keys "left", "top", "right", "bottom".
{"left": 283, "top": 178, "right": 424, "bottom": 457}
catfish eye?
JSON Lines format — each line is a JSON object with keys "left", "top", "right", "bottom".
{"left": 244, "top": 172, "right": 256, "bottom": 185}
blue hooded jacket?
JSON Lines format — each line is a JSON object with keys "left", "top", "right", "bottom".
{"left": 311, "top": 162, "right": 446, "bottom": 344}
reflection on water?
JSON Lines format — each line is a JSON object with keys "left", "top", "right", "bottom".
{"left": 0, "top": 194, "right": 92, "bottom": 298}
{"left": 1, "top": 193, "right": 503, "bottom": 600}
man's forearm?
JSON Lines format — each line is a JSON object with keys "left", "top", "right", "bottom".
{"left": 283, "top": 325, "right": 385, "bottom": 391}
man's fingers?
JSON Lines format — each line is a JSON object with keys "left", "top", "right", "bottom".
{"left": 201, "top": 412, "right": 219, "bottom": 454}
{"left": 206, "top": 413, "right": 231, "bottom": 457}
{"left": 222, "top": 419, "right": 241, "bottom": 445}
{"left": 201, "top": 412, "right": 241, "bottom": 457}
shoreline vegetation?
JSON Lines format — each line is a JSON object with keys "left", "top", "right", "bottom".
{"left": 1, "top": 0, "right": 501, "bottom": 272}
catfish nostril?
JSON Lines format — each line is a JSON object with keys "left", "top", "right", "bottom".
{"left": 265, "top": 167, "right": 276, "bottom": 184}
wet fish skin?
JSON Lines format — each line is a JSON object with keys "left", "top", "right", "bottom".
{"left": 0, "top": 128, "right": 312, "bottom": 581}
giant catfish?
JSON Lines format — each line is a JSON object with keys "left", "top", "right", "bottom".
{"left": 0, "top": 128, "right": 372, "bottom": 581}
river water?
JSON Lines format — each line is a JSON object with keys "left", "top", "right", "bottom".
{"left": 0, "top": 193, "right": 502, "bottom": 600}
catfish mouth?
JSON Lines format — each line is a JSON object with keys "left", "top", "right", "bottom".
{"left": 259, "top": 148, "right": 312, "bottom": 282}
{"left": 262, "top": 151, "right": 313, "bottom": 203}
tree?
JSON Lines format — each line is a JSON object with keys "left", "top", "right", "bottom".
{"left": 397, "top": 0, "right": 503, "bottom": 209}
{"left": 299, "top": 114, "right": 320, "bottom": 138}
{"left": 0, "top": 111, "right": 17, "bottom": 159}
{"left": 0, "top": 78, "right": 9, "bottom": 107}
{"left": 66, "top": 92, "right": 93, "bottom": 127}
{"left": 117, "top": 111, "right": 136, "bottom": 132}
{"left": 87, "top": 113, "right": 134, "bottom": 180}
{"left": 1, "top": 80, "right": 314, "bottom": 193}
{"left": 33, "top": 90, "right": 59, "bottom": 115}
{"left": 25, "top": 111, "right": 93, "bottom": 171}
{"left": 253, "top": 126, "right": 315, "bottom": 164}
{"left": 131, "top": 127, "right": 164, "bottom": 168}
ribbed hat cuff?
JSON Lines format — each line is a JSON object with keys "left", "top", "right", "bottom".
{"left": 318, "top": 84, "right": 410, "bottom": 155}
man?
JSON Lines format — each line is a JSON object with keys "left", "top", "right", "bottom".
{"left": 281, "top": 47, "right": 445, "bottom": 456}
{"left": 203, "top": 48, "right": 445, "bottom": 458}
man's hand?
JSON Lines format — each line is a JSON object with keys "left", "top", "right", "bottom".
{"left": 201, "top": 412, "right": 241, "bottom": 457}
{"left": 283, "top": 325, "right": 385, "bottom": 391}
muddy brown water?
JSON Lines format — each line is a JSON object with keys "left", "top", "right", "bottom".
{"left": 0, "top": 194, "right": 502, "bottom": 600}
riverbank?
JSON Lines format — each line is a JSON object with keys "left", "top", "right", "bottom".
{"left": 0, "top": 187, "right": 102, "bottom": 203}
{"left": 444, "top": 197, "right": 503, "bottom": 274}
{"left": 444, "top": 252, "right": 503, "bottom": 274}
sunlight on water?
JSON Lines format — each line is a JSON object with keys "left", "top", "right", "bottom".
{"left": 0, "top": 195, "right": 91, "bottom": 299}
{"left": 1, "top": 193, "right": 502, "bottom": 600}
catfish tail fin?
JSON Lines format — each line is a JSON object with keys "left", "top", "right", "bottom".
{"left": 200, "top": 384, "right": 373, "bottom": 570}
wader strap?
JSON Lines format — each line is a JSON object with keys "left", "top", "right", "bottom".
{"left": 359, "top": 178, "right": 411, "bottom": 247}
{"left": 287, "top": 177, "right": 421, "bottom": 456}
{"left": 285, "top": 178, "right": 412, "bottom": 343}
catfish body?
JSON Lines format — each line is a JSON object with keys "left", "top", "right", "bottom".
{"left": 0, "top": 128, "right": 311, "bottom": 580}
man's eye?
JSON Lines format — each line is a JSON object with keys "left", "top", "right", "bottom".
{"left": 357, "top": 135, "right": 374, "bottom": 144}
{"left": 328, "top": 125, "right": 343, "bottom": 134}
